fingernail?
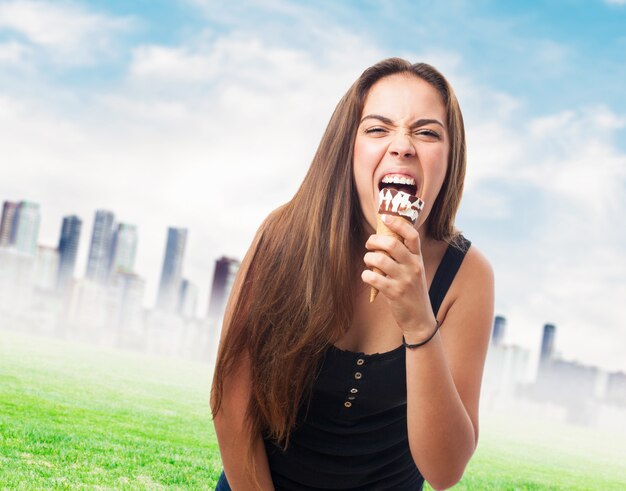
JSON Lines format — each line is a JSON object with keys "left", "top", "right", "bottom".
{"left": 382, "top": 214, "right": 390, "bottom": 224}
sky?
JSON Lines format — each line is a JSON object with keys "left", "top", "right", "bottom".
{"left": 0, "top": 0, "right": 625, "bottom": 373}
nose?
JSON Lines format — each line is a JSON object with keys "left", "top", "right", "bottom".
{"left": 388, "top": 131, "right": 415, "bottom": 159}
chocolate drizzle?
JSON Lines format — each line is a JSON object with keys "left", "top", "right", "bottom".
{"left": 377, "top": 187, "right": 424, "bottom": 224}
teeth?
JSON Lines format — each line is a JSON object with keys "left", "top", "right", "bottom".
{"left": 382, "top": 174, "right": 416, "bottom": 186}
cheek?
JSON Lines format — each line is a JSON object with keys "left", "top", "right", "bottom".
{"left": 424, "top": 147, "right": 448, "bottom": 181}
{"left": 352, "top": 139, "right": 382, "bottom": 227}
{"left": 353, "top": 138, "right": 383, "bottom": 178}
{"left": 419, "top": 148, "right": 448, "bottom": 208}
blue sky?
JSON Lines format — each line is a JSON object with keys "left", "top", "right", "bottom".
{"left": 4, "top": 0, "right": 625, "bottom": 116}
{"left": 1, "top": 0, "right": 625, "bottom": 373}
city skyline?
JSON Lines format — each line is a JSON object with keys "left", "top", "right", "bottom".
{"left": 0, "top": 201, "right": 234, "bottom": 361}
{"left": 1, "top": 1, "right": 625, "bottom": 372}
{"left": 1, "top": 195, "right": 621, "bottom": 377}
{"left": 483, "top": 316, "right": 626, "bottom": 433}
{"left": 0, "top": 199, "right": 212, "bottom": 317}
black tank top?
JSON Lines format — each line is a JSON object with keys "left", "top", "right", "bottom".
{"left": 264, "top": 236, "right": 472, "bottom": 491}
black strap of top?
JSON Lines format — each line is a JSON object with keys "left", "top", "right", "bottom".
{"left": 428, "top": 235, "right": 472, "bottom": 317}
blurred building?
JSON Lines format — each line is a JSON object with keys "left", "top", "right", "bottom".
{"left": 178, "top": 278, "right": 198, "bottom": 319}
{"left": 67, "top": 278, "right": 107, "bottom": 331}
{"left": 207, "top": 256, "right": 240, "bottom": 321}
{"left": 491, "top": 314, "right": 506, "bottom": 347}
{"left": 605, "top": 371, "right": 626, "bottom": 407}
{"left": 540, "top": 323, "right": 556, "bottom": 364}
{"left": 514, "top": 322, "right": 615, "bottom": 426}
{"left": 157, "top": 227, "right": 187, "bottom": 313}
{"left": 107, "top": 223, "right": 138, "bottom": 278}
{"left": 11, "top": 201, "right": 41, "bottom": 255}
{"left": 0, "top": 248, "right": 35, "bottom": 313}
{"left": 86, "top": 210, "right": 115, "bottom": 284}
{"left": 482, "top": 316, "right": 531, "bottom": 406}
{"left": 107, "top": 271, "right": 146, "bottom": 347}
{"left": 34, "top": 245, "right": 59, "bottom": 291}
{"left": 484, "top": 344, "right": 531, "bottom": 400}
{"left": 523, "top": 357, "right": 606, "bottom": 425}
{"left": 57, "top": 215, "right": 82, "bottom": 294}
{"left": 0, "top": 201, "right": 19, "bottom": 247}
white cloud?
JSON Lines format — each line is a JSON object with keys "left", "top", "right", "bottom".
{"left": 605, "top": 0, "right": 626, "bottom": 5}
{"left": 128, "top": 31, "right": 377, "bottom": 92}
{"left": 130, "top": 45, "right": 218, "bottom": 82}
{"left": 0, "top": 40, "right": 30, "bottom": 63}
{"left": 528, "top": 110, "right": 576, "bottom": 136}
{"left": 0, "top": 0, "right": 133, "bottom": 64}
{"left": 185, "top": 0, "right": 339, "bottom": 34}
{"left": 523, "top": 106, "right": 626, "bottom": 217}
{"left": 534, "top": 39, "right": 570, "bottom": 75}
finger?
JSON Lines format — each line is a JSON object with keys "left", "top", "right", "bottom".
{"left": 361, "top": 269, "right": 404, "bottom": 300}
{"left": 361, "top": 268, "right": 394, "bottom": 293}
{"left": 363, "top": 251, "right": 402, "bottom": 277}
{"left": 366, "top": 234, "right": 415, "bottom": 264}
{"left": 379, "top": 214, "right": 421, "bottom": 255}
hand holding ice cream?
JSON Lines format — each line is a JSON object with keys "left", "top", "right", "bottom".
{"left": 369, "top": 188, "right": 424, "bottom": 302}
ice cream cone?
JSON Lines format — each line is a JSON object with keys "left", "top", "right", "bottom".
{"left": 370, "top": 214, "right": 404, "bottom": 303}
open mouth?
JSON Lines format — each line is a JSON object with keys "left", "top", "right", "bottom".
{"left": 378, "top": 174, "right": 418, "bottom": 197}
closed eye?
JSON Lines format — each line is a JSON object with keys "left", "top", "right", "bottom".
{"left": 364, "top": 127, "right": 387, "bottom": 134}
{"left": 415, "top": 130, "right": 440, "bottom": 139}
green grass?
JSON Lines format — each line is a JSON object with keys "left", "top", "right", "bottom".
{"left": 436, "top": 416, "right": 626, "bottom": 491}
{"left": 0, "top": 329, "right": 221, "bottom": 489}
{"left": 1, "top": 329, "right": 625, "bottom": 490}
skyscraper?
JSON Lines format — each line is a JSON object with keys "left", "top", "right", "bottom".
{"left": 86, "top": 210, "right": 115, "bottom": 284}
{"left": 157, "top": 227, "right": 187, "bottom": 312}
{"left": 57, "top": 215, "right": 82, "bottom": 293}
{"left": 107, "top": 223, "right": 138, "bottom": 278}
{"left": 0, "top": 201, "right": 19, "bottom": 247}
{"left": 11, "top": 201, "right": 40, "bottom": 255}
{"left": 540, "top": 323, "right": 556, "bottom": 364}
{"left": 492, "top": 315, "right": 506, "bottom": 346}
{"left": 207, "top": 256, "right": 240, "bottom": 321}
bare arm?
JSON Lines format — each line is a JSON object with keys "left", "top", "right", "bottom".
{"left": 212, "top": 218, "right": 277, "bottom": 490}
{"left": 362, "top": 216, "right": 494, "bottom": 490}
{"left": 213, "top": 356, "right": 275, "bottom": 490}
{"left": 404, "top": 247, "right": 493, "bottom": 490}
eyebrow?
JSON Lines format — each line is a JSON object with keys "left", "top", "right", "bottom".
{"left": 359, "top": 114, "right": 445, "bottom": 129}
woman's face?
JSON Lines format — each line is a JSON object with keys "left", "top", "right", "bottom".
{"left": 353, "top": 74, "right": 449, "bottom": 235}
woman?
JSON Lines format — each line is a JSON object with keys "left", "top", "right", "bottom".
{"left": 211, "top": 58, "right": 494, "bottom": 490}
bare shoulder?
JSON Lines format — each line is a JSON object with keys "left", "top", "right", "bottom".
{"left": 456, "top": 243, "right": 494, "bottom": 292}
{"left": 443, "top": 241, "right": 494, "bottom": 331}
{"left": 436, "top": 241, "right": 494, "bottom": 319}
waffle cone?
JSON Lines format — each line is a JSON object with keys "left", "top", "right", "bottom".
{"left": 370, "top": 214, "right": 402, "bottom": 303}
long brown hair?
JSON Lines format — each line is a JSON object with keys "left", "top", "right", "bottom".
{"left": 211, "top": 57, "right": 466, "bottom": 479}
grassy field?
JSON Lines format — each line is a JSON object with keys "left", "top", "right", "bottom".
{"left": 1, "top": 329, "right": 625, "bottom": 490}
{"left": 0, "top": 329, "right": 221, "bottom": 489}
{"left": 439, "top": 414, "right": 626, "bottom": 491}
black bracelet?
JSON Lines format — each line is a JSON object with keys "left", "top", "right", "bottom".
{"left": 402, "top": 320, "right": 441, "bottom": 349}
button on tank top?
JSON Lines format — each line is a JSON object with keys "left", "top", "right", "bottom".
{"left": 264, "top": 236, "right": 472, "bottom": 491}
